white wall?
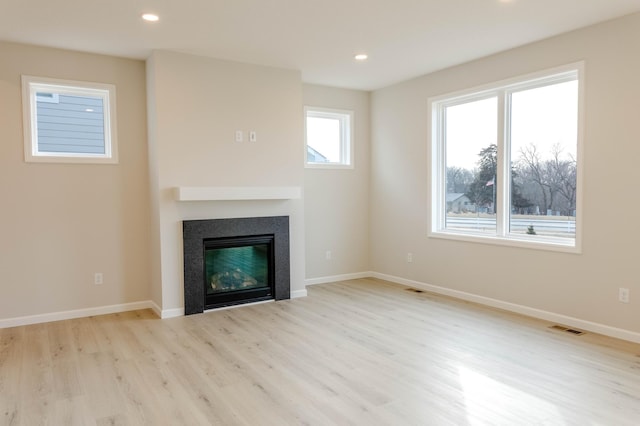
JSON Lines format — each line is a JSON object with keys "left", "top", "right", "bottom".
{"left": 370, "top": 13, "right": 640, "bottom": 334}
{"left": 147, "top": 51, "right": 305, "bottom": 315}
{"left": 4, "top": 13, "right": 639, "bottom": 340}
{"left": 303, "top": 85, "right": 371, "bottom": 280}
{"left": 0, "top": 41, "right": 150, "bottom": 321}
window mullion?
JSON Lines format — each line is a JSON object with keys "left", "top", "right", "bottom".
{"left": 496, "top": 91, "right": 508, "bottom": 237}
{"left": 503, "top": 90, "right": 514, "bottom": 237}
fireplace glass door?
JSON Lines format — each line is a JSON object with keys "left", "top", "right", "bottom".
{"left": 203, "top": 235, "right": 274, "bottom": 309}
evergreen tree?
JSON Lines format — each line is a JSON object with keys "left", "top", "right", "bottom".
{"left": 466, "top": 145, "right": 497, "bottom": 213}
{"left": 466, "top": 144, "right": 531, "bottom": 214}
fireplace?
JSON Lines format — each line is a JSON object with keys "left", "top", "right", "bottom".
{"left": 183, "top": 216, "right": 290, "bottom": 314}
{"left": 204, "top": 235, "right": 274, "bottom": 308}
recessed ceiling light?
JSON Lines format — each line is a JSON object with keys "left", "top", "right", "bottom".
{"left": 142, "top": 13, "right": 159, "bottom": 22}
{"left": 354, "top": 54, "right": 368, "bottom": 61}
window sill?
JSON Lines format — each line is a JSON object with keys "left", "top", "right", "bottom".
{"left": 25, "top": 153, "right": 118, "bottom": 164}
{"left": 428, "top": 229, "right": 580, "bottom": 254}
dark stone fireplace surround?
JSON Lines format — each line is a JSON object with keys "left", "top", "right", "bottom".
{"left": 182, "top": 216, "right": 290, "bottom": 315}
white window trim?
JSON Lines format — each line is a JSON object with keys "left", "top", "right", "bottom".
{"left": 304, "top": 106, "right": 354, "bottom": 169}
{"left": 428, "top": 62, "right": 584, "bottom": 253}
{"left": 22, "top": 75, "right": 118, "bottom": 164}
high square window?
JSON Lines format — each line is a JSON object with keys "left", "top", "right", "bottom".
{"left": 22, "top": 75, "right": 118, "bottom": 164}
{"left": 429, "top": 63, "right": 583, "bottom": 252}
{"left": 305, "top": 106, "right": 353, "bottom": 169}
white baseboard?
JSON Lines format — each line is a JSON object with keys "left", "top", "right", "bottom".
{"left": 159, "top": 306, "right": 184, "bottom": 319}
{"left": 305, "top": 271, "right": 372, "bottom": 286}
{"left": 0, "top": 301, "right": 155, "bottom": 329}
{"left": 149, "top": 300, "right": 162, "bottom": 318}
{"left": 371, "top": 272, "right": 640, "bottom": 344}
{"left": 151, "top": 291, "right": 308, "bottom": 319}
{"left": 147, "top": 301, "right": 184, "bottom": 319}
{"left": 290, "top": 289, "right": 308, "bottom": 298}
{"left": 9, "top": 273, "right": 637, "bottom": 344}
{"left": 158, "top": 290, "right": 308, "bottom": 319}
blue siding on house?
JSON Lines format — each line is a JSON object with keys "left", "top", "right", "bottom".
{"left": 36, "top": 94, "right": 105, "bottom": 154}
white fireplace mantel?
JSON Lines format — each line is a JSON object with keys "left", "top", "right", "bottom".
{"left": 174, "top": 186, "right": 301, "bottom": 201}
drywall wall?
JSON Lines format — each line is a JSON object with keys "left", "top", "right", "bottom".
{"left": 303, "top": 84, "right": 371, "bottom": 280}
{"left": 0, "top": 41, "right": 150, "bottom": 320}
{"left": 146, "top": 51, "right": 305, "bottom": 315}
{"left": 370, "top": 13, "right": 640, "bottom": 334}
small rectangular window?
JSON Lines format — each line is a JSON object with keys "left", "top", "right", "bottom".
{"left": 305, "top": 107, "right": 353, "bottom": 168}
{"left": 22, "top": 76, "right": 118, "bottom": 164}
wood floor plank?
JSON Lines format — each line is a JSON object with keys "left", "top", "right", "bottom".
{"left": 2, "top": 278, "right": 640, "bottom": 425}
{"left": 0, "top": 327, "right": 23, "bottom": 415}
{"left": 52, "top": 396, "right": 96, "bottom": 426}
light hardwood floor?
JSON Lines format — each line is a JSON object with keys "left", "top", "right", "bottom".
{"left": 1, "top": 278, "right": 640, "bottom": 425}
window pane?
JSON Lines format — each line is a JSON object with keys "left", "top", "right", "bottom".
{"left": 445, "top": 97, "right": 497, "bottom": 234}
{"left": 306, "top": 116, "right": 341, "bottom": 163}
{"left": 509, "top": 81, "right": 578, "bottom": 239}
{"left": 36, "top": 93, "right": 106, "bottom": 154}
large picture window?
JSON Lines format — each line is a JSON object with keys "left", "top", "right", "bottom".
{"left": 429, "top": 63, "right": 583, "bottom": 251}
{"left": 22, "top": 75, "right": 118, "bottom": 164}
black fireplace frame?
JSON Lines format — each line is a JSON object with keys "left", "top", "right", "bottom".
{"left": 183, "top": 216, "right": 290, "bottom": 315}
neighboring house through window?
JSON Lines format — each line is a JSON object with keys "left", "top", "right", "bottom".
{"left": 305, "top": 106, "right": 353, "bottom": 168}
{"left": 429, "top": 63, "right": 583, "bottom": 252}
{"left": 22, "top": 75, "right": 117, "bottom": 163}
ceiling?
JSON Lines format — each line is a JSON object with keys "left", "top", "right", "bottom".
{"left": 2, "top": 0, "right": 639, "bottom": 91}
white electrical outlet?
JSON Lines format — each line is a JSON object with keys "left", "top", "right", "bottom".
{"left": 235, "top": 130, "right": 243, "bottom": 142}
{"left": 619, "top": 287, "right": 630, "bottom": 303}
{"left": 94, "top": 273, "right": 103, "bottom": 285}
{"left": 407, "top": 253, "right": 413, "bottom": 263}
{"left": 325, "top": 250, "right": 332, "bottom": 261}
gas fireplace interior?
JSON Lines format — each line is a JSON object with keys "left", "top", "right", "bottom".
{"left": 183, "top": 216, "right": 290, "bottom": 314}
{"left": 204, "top": 235, "right": 274, "bottom": 308}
